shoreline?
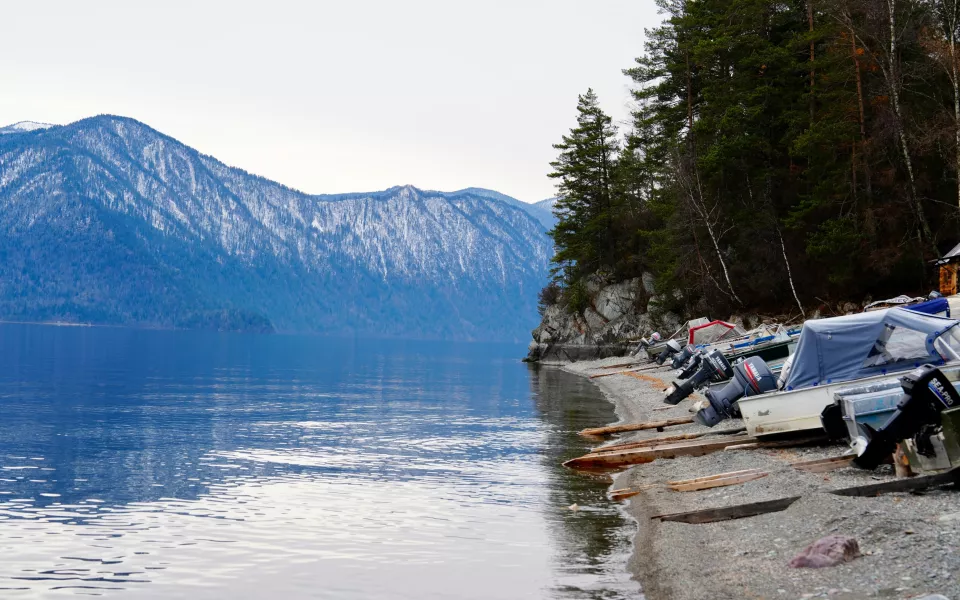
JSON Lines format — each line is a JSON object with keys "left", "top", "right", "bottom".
{"left": 561, "top": 356, "right": 960, "bottom": 600}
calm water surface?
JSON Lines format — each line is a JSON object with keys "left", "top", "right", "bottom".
{"left": 0, "top": 325, "right": 638, "bottom": 599}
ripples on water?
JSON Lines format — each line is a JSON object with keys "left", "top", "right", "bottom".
{"left": 0, "top": 325, "right": 639, "bottom": 599}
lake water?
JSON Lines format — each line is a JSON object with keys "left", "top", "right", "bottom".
{"left": 0, "top": 325, "right": 639, "bottom": 599}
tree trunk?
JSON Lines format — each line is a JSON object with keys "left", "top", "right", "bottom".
{"left": 692, "top": 169, "right": 743, "bottom": 306}
{"left": 686, "top": 51, "right": 695, "bottom": 133}
{"left": 778, "top": 226, "right": 804, "bottom": 316}
{"left": 850, "top": 25, "right": 874, "bottom": 237}
{"left": 809, "top": 0, "right": 815, "bottom": 123}
{"left": 850, "top": 27, "right": 873, "bottom": 203}
{"left": 886, "top": 0, "right": 933, "bottom": 243}
{"left": 950, "top": 14, "right": 960, "bottom": 209}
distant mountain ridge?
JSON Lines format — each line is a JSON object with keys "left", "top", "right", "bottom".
{"left": 0, "top": 116, "right": 552, "bottom": 340}
{"left": 452, "top": 187, "right": 557, "bottom": 230}
{"left": 0, "top": 121, "right": 54, "bottom": 134}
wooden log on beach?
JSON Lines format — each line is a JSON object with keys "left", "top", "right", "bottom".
{"left": 651, "top": 496, "right": 802, "bottom": 524}
{"left": 668, "top": 470, "right": 769, "bottom": 492}
{"left": 790, "top": 455, "right": 854, "bottom": 473}
{"left": 567, "top": 433, "right": 828, "bottom": 471}
{"left": 667, "top": 468, "right": 764, "bottom": 486}
{"left": 588, "top": 427, "right": 748, "bottom": 455}
{"left": 829, "top": 467, "right": 960, "bottom": 497}
{"left": 579, "top": 417, "right": 694, "bottom": 438}
{"left": 564, "top": 434, "right": 757, "bottom": 470}
{"left": 724, "top": 435, "right": 828, "bottom": 452}
{"left": 609, "top": 484, "right": 660, "bottom": 501}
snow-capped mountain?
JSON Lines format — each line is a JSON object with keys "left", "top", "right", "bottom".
{"left": 453, "top": 187, "right": 556, "bottom": 230}
{"left": 0, "top": 121, "right": 55, "bottom": 134}
{"left": 533, "top": 197, "right": 557, "bottom": 213}
{"left": 0, "top": 116, "right": 552, "bottom": 340}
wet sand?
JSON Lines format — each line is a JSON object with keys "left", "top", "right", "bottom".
{"left": 563, "top": 357, "right": 960, "bottom": 600}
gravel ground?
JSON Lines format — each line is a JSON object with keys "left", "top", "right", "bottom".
{"left": 563, "top": 357, "right": 960, "bottom": 600}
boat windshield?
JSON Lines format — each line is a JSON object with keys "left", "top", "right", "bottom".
{"left": 934, "top": 327, "right": 960, "bottom": 362}
{"left": 862, "top": 323, "right": 932, "bottom": 368}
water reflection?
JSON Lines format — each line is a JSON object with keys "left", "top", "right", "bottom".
{"left": 528, "top": 366, "right": 641, "bottom": 599}
{"left": 0, "top": 325, "right": 637, "bottom": 599}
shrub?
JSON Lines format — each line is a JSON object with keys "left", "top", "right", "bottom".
{"left": 537, "top": 282, "right": 562, "bottom": 316}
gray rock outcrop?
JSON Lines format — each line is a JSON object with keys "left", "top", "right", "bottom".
{"left": 526, "top": 276, "right": 662, "bottom": 363}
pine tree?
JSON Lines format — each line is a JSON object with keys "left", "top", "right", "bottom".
{"left": 548, "top": 89, "right": 619, "bottom": 284}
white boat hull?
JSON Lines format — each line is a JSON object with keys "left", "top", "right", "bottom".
{"left": 738, "top": 364, "right": 960, "bottom": 437}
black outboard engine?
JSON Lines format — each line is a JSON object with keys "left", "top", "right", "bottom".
{"left": 663, "top": 349, "right": 733, "bottom": 405}
{"left": 853, "top": 364, "right": 960, "bottom": 469}
{"left": 671, "top": 345, "right": 697, "bottom": 370}
{"left": 693, "top": 357, "right": 778, "bottom": 426}
{"left": 677, "top": 352, "right": 704, "bottom": 380}
{"left": 656, "top": 340, "right": 682, "bottom": 365}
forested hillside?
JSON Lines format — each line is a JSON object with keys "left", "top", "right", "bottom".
{"left": 545, "top": 0, "right": 960, "bottom": 320}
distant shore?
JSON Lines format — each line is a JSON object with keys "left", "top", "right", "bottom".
{"left": 563, "top": 357, "right": 960, "bottom": 600}
{"left": 0, "top": 319, "right": 94, "bottom": 328}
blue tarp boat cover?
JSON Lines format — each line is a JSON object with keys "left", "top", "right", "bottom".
{"left": 783, "top": 307, "right": 960, "bottom": 390}
{"left": 905, "top": 296, "right": 950, "bottom": 317}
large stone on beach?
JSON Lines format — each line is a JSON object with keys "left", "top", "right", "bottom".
{"left": 788, "top": 535, "right": 861, "bottom": 569}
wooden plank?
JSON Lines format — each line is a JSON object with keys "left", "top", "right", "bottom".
{"left": 588, "top": 427, "right": 748, "bottom": 455}
{"left": 579, "top": 417, "right": 695, "bottom": 438}
{"left": 790, "top": 455, "right": 854, "bottom": 473}
{"left": 830, "top": 467, "right": 960, "bottom": 497}
{"left": 725, "top": 436, "right": 828, "bottom": 453}
{"left": 667, "top": 468, "right": 765, "bottom": 486}
{"left": 564, "top": 435, "right": 756, "bottom": 470}
{"left": 668, "top": 471, "right": 769, "bottom": 492}
{"left": 651, "top": 496, "right": 802, "bottom": 524}
{"left": 609, "top": 484, "right": 660, "bottom": 501}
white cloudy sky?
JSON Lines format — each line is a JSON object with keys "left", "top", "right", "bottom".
{"left": 1, "top": 1, "right": 661, "bottom": 202}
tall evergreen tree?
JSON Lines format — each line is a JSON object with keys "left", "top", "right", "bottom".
{"left": 539, "top": 0, "right": 960, "bottom": 322}
{"left": 548, "top": 89, "right": 619, "bottom": 284}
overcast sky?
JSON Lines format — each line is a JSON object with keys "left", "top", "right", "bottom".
{"left": 1, "top": 1, "right": 661, "bottom": 202}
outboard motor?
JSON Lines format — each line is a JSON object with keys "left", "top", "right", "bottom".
{"left": 677, "top": 352, "right": 703, "bottom": 380}
{"left": 853, "top": 365, "right": 960, "bottom": 469}
{"left": 693, "top": 357, "right": 779, "bottom": 426}
{"left": 656, "top": 340, "right": 682, "bottom": 365}
{"left": 663, "top": 349, "right": 733, "bottom": 405}
{"left": 671, "top": 344, "right": 697, "bottom": 370}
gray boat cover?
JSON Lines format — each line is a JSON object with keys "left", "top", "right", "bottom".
{"left": 783, "top": 308, "right": 960, "bottom": 390}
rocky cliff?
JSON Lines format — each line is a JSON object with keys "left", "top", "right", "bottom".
{"left": 526, "top": 274, "right": 684, "bottom": 363}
